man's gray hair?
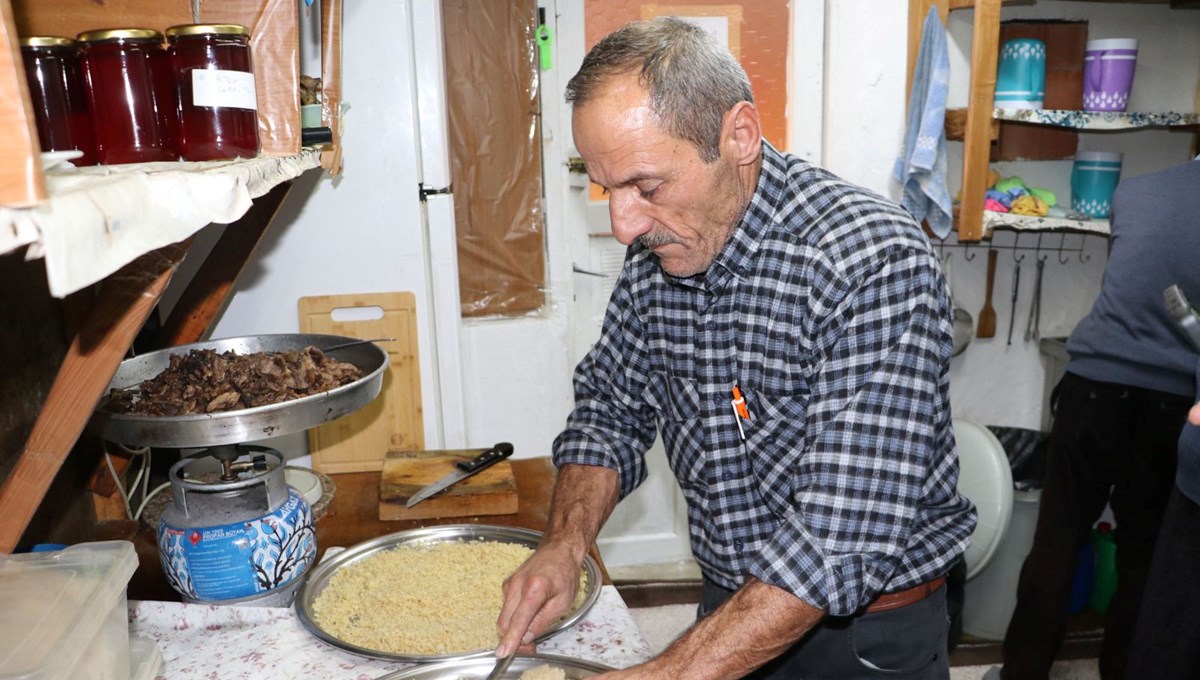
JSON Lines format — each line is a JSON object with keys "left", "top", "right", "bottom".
{"left": 565, "top": 17, "right": 753, "bottom": 163}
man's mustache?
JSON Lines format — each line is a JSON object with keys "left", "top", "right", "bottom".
{"left": 637, "top": 231, "right": 681, "bottom": 249}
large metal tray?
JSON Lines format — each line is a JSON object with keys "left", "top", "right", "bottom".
{"left": 375, "top": 653, "right": 614, "bottom": 679}
{"left": 88, "top": 334, "right": 388, "bottom": 448}
{"left": 294, "top": 525, "right": 603, "bottom": 664}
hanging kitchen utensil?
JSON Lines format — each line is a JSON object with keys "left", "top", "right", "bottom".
{"left": 1026, "top": 258, "right": 1045, "bottom": 341}
{"left": 945, "top": 254, "right": 974, "bottom": 357}
{"left": 977, "top": 249, "right": 999, "bottom": 339}
{"left": 1007, "top": 260, "right": 1021, "bottom": 346}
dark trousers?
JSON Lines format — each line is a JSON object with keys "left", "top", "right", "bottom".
{"left": 1125, "top": 486, "right": 1200, "bottom": 680}
{"left": 1001, "top": 372, "right": 1191, "bottom": 680}
{"left": 699, "top": 579, "right": 949, "bottom": 679}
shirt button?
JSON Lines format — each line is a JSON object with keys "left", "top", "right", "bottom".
{"left": 705, "top": 320, "right": 716, "bottom": 331}
{"left": 734, "top": 540, "right": 744, "bottom": 552}
{"left": 721, "top": 471, "right": 732, "bottom": 481}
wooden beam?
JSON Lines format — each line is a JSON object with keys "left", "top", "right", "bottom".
{"left": 950, "top": 0, "right": 1038, "bottom": 8}
{"left": 320, "top": 0, "right": 343, "bottom": 175}
{"left": 154, "top": 182, "right": 293, "bottom": 348}
{"left": 945, "top": 108, "right": 1000, "bottom": 141}
{"left": 0, "top": 0, "right": 45, "bottom": 207}
{"left": 958, "top": 0, "right": 1002, "bottom": 242}
{"left": 0, "top": 244, "right": 186, "bottom": 553}
{"left": 1193, "top": 70, "right": 1199, "bottom": 158}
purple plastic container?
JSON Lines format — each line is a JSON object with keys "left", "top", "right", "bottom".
{"left": 1083, "top": 38, "right": 1138, "bottom": 112}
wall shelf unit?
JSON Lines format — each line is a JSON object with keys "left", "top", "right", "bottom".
{"left": 992, "top": 108, "right": 1200, "bottom": 129}
{"left": 0, "top": 0, "right": 345, "bottom": 552}
{"left": 908, "top": 0, "right": 1200, "bottom": 242}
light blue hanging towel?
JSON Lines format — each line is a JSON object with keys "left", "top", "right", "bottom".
{"left": 894, "top": 7, "right": 952, "bottom": 238}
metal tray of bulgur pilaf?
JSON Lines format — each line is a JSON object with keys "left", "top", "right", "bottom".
{"left": 374, "top": 653, "right": 614, "bottom": 679}
{"left": 294, "top": 524, "right": 603, "bottom": 663}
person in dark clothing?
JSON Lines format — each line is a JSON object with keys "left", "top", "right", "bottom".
{"left": 998, "top": 157, "right": 1200, "bottom": 680}
{"left": 1125, "top": 390, "right": 1200, "bottom": 680}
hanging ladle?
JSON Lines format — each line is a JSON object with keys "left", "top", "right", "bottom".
{"left": 945, "top": 254, "right": 974, "bottom": 357}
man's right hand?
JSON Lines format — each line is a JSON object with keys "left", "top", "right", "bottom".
{"left": 493, "top": 463, "right": 622, "bottom": 658}
{"left": 495, "top": 541, "right": 584, "bottom": 657}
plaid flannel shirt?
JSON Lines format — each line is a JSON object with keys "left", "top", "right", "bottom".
{"left": 553, "top": 143, "right": 977, "bottom": 616}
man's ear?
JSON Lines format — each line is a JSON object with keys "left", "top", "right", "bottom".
{"left": 724, "top": 101, "right": 762, "bottom": 166}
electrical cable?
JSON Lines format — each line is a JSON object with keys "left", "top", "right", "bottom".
{"left": 134, "top": 482, "right": 172, "bottom": 521}
{"left": 104, "top": 450, "right": 133, "bottom": 520}
{"left": 104, "top": 442, "right": 152, "bottom": 521}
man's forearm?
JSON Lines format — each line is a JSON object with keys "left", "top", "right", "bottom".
{"left": 633, "top": 578, "right": 824, "bottom": 680}
{"left": 543, "top": 463, "right": 621, "bottom": 563}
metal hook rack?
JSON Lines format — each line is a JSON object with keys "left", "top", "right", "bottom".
{"left": 936, "top": 230, "right": 1094, "bottom": 265}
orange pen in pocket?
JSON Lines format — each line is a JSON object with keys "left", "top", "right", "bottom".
{"left": 731, "top": 385, "right": 750, "bottom": 439}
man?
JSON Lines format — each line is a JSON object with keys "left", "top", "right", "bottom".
{"left": 998, "top": 157, "right": 1200, "bottom": 680}
{"left": 496, "top": 18, "right": 976, "bottom": 679}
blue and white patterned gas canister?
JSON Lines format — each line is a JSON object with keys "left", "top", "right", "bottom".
{"left": 159, "top": 446, "right": 316, "bottom": 606}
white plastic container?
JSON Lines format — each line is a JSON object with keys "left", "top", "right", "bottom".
{"left": 962, "top": 489, "right": 1042, "bottom": 640}
{"left": 128, "top": 637, "right": 163, "bottom": 680}
{"left": 0, "top": 541, "right": 138, "bottom": 680}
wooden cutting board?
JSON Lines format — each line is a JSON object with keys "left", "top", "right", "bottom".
{"left": 379, "top": 449, "right": 518, "bottom": 521}
{"left": 299, "top": 292, "right": 424, "bottom": 474}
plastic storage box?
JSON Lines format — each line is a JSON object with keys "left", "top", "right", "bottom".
{"left": 0, "top": 541, "right": 139, "bottom": 680}
{"left": 128, "top": 637, "right": 163, "bottom": 680}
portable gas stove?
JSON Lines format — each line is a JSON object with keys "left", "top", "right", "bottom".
{"left": 90, "top": 334, "right": 388, "bottom": 605}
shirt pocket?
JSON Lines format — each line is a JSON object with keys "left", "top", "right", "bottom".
{"left": 646, "top": 371, "right": 708, "bottom": 493}
{"left": 742, "top": 386, "right": 808, "bottom": 517}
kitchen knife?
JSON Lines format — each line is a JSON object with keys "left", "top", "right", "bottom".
{"left": 405, "top": 442, "right": 515, "bottom": 508}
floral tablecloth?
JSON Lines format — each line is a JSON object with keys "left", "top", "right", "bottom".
{"left": 129, "top": 585, "right": 653, "bottom": 679}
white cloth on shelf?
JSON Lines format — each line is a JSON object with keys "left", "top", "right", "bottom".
{"left": 0, "top": 149, "right": 322, "bottom": 298}
{"left": 894, "top": 6, "right": 953, "bottom": 238}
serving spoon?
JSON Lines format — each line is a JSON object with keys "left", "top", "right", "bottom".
{"left": 484, "top": 650, "right": 516, "bottom": 679}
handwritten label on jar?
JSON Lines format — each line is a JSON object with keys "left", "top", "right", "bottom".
{"left": 191, "top": 69, "right": 258, "bottom": 110}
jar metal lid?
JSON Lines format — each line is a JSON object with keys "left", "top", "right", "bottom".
{"left": 20, "top": 36, "right": 76, "bottom": 48}
{"left": 165, "top": 23, "right": 249, "bottom": 38}
{"left": 77, "top": 28, "right": 162, "bottom": 43}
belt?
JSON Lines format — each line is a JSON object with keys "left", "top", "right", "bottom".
{"left": 865, "top": 576, "right": 946, "bottom": 613}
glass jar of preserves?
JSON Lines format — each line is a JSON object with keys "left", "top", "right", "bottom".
{"left": 19, "top": 36, "right": 97, "bottom": 166}
{"left": 77, "top": 28, "right": 178, "bottom": 165}
{"left": 166, "top": 24, "right": 259, "bottom": 161}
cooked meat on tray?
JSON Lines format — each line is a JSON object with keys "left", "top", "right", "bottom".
{"left": 106, "top": 346, "right": 363, "bottom": 416}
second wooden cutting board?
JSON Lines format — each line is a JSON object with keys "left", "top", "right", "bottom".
{"left": 379, "top": 449, "right": 518, "bottom": 521}
{"left": 299, "top": 292, "right": 424, "bottom": 474}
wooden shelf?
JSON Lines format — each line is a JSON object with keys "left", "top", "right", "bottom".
{"left": 981, "top": 209, "right": 1111, "bottom": 236}
{"left": 0, "top": 149, "right": 322, "bottom": 298}
{"left": 992, "top": 108, "right": 1200, "bottom": 130}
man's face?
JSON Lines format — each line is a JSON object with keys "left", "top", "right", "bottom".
{"left": 573, "top": 74, "right": 748, "bottom": 278}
